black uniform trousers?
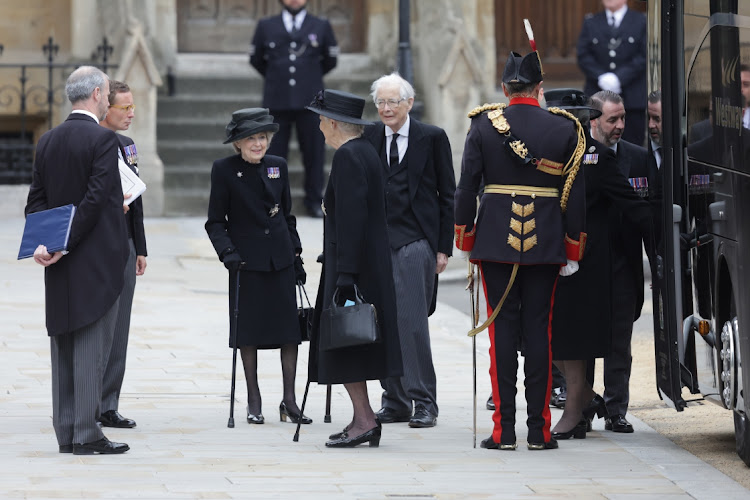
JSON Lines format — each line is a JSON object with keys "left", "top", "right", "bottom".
{"left": 480, "top": 261, "right": 558, "bottom": 445}
{"left": 267, "top": 109, "right": 325, "bottom": 211}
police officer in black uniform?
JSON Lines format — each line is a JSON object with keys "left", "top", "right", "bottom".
{"left": 577, "top": 0, "right": 647, "bottom": 146}
{"left": 250, "top": 0, "right": 339, "bottom": 217}
{"left": 455, "top": 48, "right": 587, "bottom": 451}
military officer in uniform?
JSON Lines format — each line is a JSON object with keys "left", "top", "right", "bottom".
{"left": 455, "top": 47, "right": 587, "bottom": 451}
{"left": 577, "top": 0, "right": 647, "bottom": 145}
{"left": 250, "top": 0, "right": 339, "bottom": 218}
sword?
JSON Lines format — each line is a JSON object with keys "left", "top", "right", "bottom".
{"left": 466, "top": 260, "right": 478, "bottom": 448}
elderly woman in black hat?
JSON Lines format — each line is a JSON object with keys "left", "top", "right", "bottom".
{"left": 545, "top": 89, "right": 652, "bottom": 439}
{"left": 305, "top": 90, "right": 403, "bottom": 448}
{"left": 205, "top": 108, "right": 311, "bottom": 425}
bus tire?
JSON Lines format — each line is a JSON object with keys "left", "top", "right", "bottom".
{"left": 733, "top": 410, "right": 750, "bottom": 467}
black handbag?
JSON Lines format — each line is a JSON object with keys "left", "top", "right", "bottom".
{"left": 319, "top": 285, "right": 381, "bottom": 351}
{"left": 297, "top": 281, "right": 313, "bottom": 342}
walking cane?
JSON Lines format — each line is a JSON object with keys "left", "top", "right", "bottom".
{"left": 293, "top": 379, "right": 311, "bottom": 442}
{"left": 227, "top": 265, "right": 242, "bottom": 428}
{"left": 467, "top": 261, "right": 478, "bottom": 447}
{"left": 325, "top": 385, "right": 332, "bottom": 422}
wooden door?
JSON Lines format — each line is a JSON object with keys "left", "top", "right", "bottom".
{"left": 177, "top": 0, "right": 365, "bottom": 53}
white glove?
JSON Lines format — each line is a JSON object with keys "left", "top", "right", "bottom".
{"left": 460, "top": 250, "right": 472, "bottom": 260}
{"left": 559, "top": 259, "right": 579, "bottom": 277}
{"left": 597, "top": 72, "right": 621, "bottom": 94}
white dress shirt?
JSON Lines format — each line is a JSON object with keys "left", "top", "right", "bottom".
{"left": 386, "top": 115, "right": 410, "bottom": 167}
{"left": 282, "top": 9, "right": 306, "bottom": 33}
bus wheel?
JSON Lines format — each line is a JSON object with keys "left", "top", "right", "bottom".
{"left": 733, "top": 411, "right": 750, "bottom": 467}
{"left": 720, "top": 316, "right": 738, "bottom": 410}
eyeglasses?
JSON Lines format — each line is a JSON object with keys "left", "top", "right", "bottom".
{"left": 375, "top": 98, "right": 407, "bottom": 109}
{"left": 109, "top": 104, "right": 136, "bottom": 112}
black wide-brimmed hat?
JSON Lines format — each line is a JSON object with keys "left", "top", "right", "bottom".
{"left": 501, "top": 51, "right": 543, "bottom": 84}
{"left": 305, "top": 90, "right": 372, "bottom": 125}
{"left": 544, "top": 88, "right": 602, "bottom": 120}
{"left": 223, "top": 108, "right": 279, "bottom": 144}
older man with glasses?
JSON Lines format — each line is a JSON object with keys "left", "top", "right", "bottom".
{"left": 363, "top": 72, "right": 456, "bottom": 429}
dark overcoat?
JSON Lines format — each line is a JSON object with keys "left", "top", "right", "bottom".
{"left": 308, "top": 138, "right": 403, "bottom": 384}
{"left": 118, "top": 134, "right": 147, "bottom": 256}
{"left": 25, "top": 113, "right": 128, "bottom": 336}
{"left": 551, "top": 135, "right": 653, "bottom": 360}
{"left": 250, "top": 13, "right": 337, "bottom": 111}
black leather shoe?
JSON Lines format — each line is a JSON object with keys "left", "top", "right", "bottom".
{"left": 375, "top": 407, "right": 411, "bottom": 424}
{"left": 480, "top": 436, "right": 517, "bottom": 450}
{"left": 527, "top": 438, "right": 558, "bottom": 450}
{"left": 550, "top": 387, "right": 567, "bottom": 409}
{"left": 98, "top": 410, "right": 136, "bottom": 428}
{"left": 605, "top": 414, "right": 634, "bottom": 433}
{"left": 306, "top": 205, "right": 324, "bottom": 218}
{"left": 330, "top": 417, "right": 380, "bottom": 440}
{"left": 279, "top": 402, "right": 312, "bottom": 424}
{"left": 408, "top": 405, "right": 437, "bottom": 428}
{"left": 551, "top": 420, "right": 587, "bottom": 440}
{"left": 325, "top": 426, "right": 381, "bottom": 448}
{"left": 582, "top": 394, "right": 608, "bottom": 420}
{"left": 486, "top": 395, "right": 495, "bottom": 411}
{"left": 73, "top": 437, "right": 129, "bottom": 455}
{"left": 59, "top": 444, "right": 73, "bottom": 454}
{"left": 246, "top": 406, "right": 265, "bottom": 424}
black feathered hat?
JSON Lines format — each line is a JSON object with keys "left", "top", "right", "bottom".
{"left": 305, "top": 89, "right": 372, "bottom": 125}
{"left": 544, "top": 88, "right": 602, "bottom": 120}
{"left": 502, "top": 19, "right": 544, "bottom": 84}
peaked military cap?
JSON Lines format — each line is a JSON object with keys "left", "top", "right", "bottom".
{"left": 501, "top": 51, "right": 543, "bottom": 84}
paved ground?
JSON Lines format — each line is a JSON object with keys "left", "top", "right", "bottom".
{"left": 1, "top": 216, "right": 748, "bottom": 499}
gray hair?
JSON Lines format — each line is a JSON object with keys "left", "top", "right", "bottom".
{"left": 370, "top": 72, "right": 415, "bottom": 102}
{"left": 590, "top": 90, "right": 623, "bottom": 111}
{"left": 335, "top": 120, "right": 365, "bottom": 137}
{"left": 232, "top": 131, "right": 275, "bottom": 154}
{"left": 65, "top": 66, "right": 108, "bottom": 104}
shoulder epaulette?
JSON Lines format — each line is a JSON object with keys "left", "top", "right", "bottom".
{"left": 467, "top": 103, "right": 505, "bottom": 118}
{"left": 547, "top": 107, "right": 586, "bottom": 212}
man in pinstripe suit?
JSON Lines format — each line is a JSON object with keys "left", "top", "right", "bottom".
{"left": 99, "top": 80, "right": 146, "bottom": 429}
{"left": 364, "top": 73, "right": 456, "bottom": 428}
{"left": 25, "top": 66, "right": 130, "bottom": 455}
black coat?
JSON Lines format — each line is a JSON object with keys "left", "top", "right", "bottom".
{"left": 250, "top": 12, "right": 337, "bottom": 111}
{"left": 118, "top": 135, "right": 147, "bottom": 256}
{"left": 309, "top": 138, "right": 403, "bottom": 384}
{"left": 551, "top": 135, "right": 653, "bottom": 360}
{"left": 455, "top": 100, "right": 587, "bottom": 265}
{"left": 363, "top": 119, "right": 456, "bottom": 256}
{"left": 577, "top": 9, "right": 647, "bottom": 111}
{"left": 205, "top": 154, "right": 301, "bottom": 271}
{"left": 613, "top": 139, "right": 652, "bottom": 320}
{"left": 25, "top": 113, "right": 129, "bottom": 336}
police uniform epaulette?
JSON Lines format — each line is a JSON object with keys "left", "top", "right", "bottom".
{"left": 467, "top": 103, "right": 506, "bottom": 118}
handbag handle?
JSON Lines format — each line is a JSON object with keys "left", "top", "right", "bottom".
{"left": 297, "top": 281, "right": 312, "bottom": 308}
{"left": 331, "top": 284, "right": 366, "bottom": 309}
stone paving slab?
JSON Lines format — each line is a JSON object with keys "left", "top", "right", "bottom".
{"left": 1, "top": 216, "right": 748, "bottom": 499}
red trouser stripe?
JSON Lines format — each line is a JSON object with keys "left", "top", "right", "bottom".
{"left": 479, "top": 262, "right": 504, "bottom": 444}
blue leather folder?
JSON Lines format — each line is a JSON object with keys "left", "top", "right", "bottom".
{"left": 18, "top": 204, "right": 76, "bottom": 259}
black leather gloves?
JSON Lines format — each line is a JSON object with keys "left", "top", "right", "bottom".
{"left": 294, "top": 255, "right": 306, "bottom": 284}
{"left": 222, "top": 252, "right": 242, "bottom": 271}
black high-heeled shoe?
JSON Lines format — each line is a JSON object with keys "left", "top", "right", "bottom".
{"left": 279, "top": 402, "right": 312, "bottom": 424}
{"left": 551, "top": 419, "right": 587, "bottom": 440}
{"left": 246, "top": 406, "right": 264, "bottom": 424}
{"left": 329, "top": 417, "right": 381, "bottom": 440}
{"left": 582, "top": 394, "right": 608, "bottom": 420}
{"left": 325, "top": 426, "right": 381, "bottom": 448}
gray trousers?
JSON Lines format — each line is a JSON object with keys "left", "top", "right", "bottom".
{"left": 603, "top": 261, "right": 637, "bottom": 417}
{"left": 51, "top": 297, "right": 119, "bottom": 445}
{"left": 380, "top": 238, "right": 438, "bottom": 415}
{"left": 102, "top": 238, "right": 136, "bottom": 411}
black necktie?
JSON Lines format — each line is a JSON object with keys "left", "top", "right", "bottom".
{"left": 290, "top": 16, "right": 299, "bottom": 35}
{"left": 608, "top": 14, "right": 615, "bottom": 27}
{"left": 389, "top": 133, "right": 399, "bottom": 167}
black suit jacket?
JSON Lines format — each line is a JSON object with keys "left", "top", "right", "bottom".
{"left": 577, "top": 9, "right": 647, "bottom": 111}
{"left": 205, "top": 154, "right": 301, "bottom": 272}
{"left": 552, "top": 135, "right": 653, "bottom": 357}
{"left": 363, "top": 119, "right": 456, "bottom": 256}
{"left": 612, "top": 139, "right": 651, "bottom": 320}
{"left": 25, "top": 113, "right": 129, "bottom": 336}
{"left": 250, "top": 12, "right": 337, "bottom": 111}
{"left": 118, "top": 135, "right": 147, "bottom": 256}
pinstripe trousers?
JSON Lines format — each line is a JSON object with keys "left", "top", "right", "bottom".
{"left": 50, "top": 297, "right": 119, "bottom": 446}
{"left": 380, "top": 238, "right": 438, "bottom": 415}
{"left": 102, "top": 239, "right": 136, "bottom": 411}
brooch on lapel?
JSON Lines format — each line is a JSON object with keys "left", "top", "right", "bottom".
{"left": 269, "top": 204, "right": 280, "bottom": 217}
{"left": 124, "top": 143, "right": 138, "bottom": 166}
{"left": 237, "top": 171, "right": 243, "bottom": 178}
{"left": 267, "top": 167, "right": 280, "bottom": 179}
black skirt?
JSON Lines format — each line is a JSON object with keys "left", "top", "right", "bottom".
{"left": 227, "top": 265, "right": 300, "bottom": 349}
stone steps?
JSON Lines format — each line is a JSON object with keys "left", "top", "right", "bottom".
{"left": 158, "top": 53, "right": 384, "bottom": 216}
